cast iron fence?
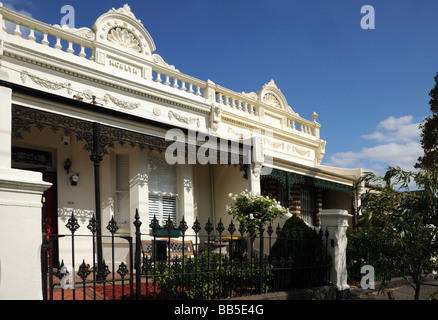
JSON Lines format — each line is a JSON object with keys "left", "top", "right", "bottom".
{"left": 42, "top": 210, "right": 331, "bottom": 300}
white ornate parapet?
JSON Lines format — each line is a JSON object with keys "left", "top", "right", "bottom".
{"left": 0, "top": 3, "right": 326, "bottom": 168}
{"left": 318, "top": 209, "right": 352, "bottom": 298}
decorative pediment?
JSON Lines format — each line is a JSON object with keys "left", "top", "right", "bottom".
{"left": 257, "top": 79, "right": 295, "bottom": 114}
{"left": 92, "top": 4, "right": 156, "bottom": 56}
{"left": 107, "top": 27, "right": 141, "bottom": 53}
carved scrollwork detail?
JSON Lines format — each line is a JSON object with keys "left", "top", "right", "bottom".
{"left": 108, "top": 4, "right": 142, "bottom": 24}
{"left": 20, "top": 70, "right": 73, "bottom": 95}
{"left": 168, "top": 111, "right": 200, "bottom": 128}
{"left": 263, "top": 93, "right": 281, "bottom": 108}
{"left": 103, "top": 93, "right": 140, "bottom": 110}
{"left": 152, "top": 54, "right": 180, "bottom": 73}
{"left": 107, "top": 27, "right": 141, "bottom": 53}
{"left": 153, "top": 108, "right": 162, "bottom": 116}
{"left": 292, "top": 145, "right": 310, "bottom": 157}
{"left": 53, "top": 25, "right": 95, "bottom": 40}
{"left": 241, "top": 91, "right": 258, "bottom": 100}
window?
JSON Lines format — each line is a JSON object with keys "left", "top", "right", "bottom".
{"left": 148, "top": 155, "right": 178, "bottom": 226}
{"left": 300, "top": 186, "right": 315, "bottom": 225}
{"left": 115, "top": 154, "right": 130, "bottom": 231}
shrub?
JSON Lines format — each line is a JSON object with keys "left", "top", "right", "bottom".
{"left": 269, "top": 215, "right": 328, "bottom": 288}
{"left": 156, "top": 251, "right": 273, "bottom": 299}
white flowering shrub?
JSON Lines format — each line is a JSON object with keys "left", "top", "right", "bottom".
{"left": 226, "top": 190, "right": 288, "bottom": 233}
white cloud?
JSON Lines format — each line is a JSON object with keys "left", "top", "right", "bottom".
{"left": 362, "top": 115, "right": 421, "bottom": 143}
{"left": 326, "top": 115, "right": 423, "bottom": 174}
{"left": 2, "top": 0, "right": 33, "bottom": 18}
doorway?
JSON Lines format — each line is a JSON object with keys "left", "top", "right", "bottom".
{"left": 11, "top": 145, "right": 59, "bottom": 267}
{"left": 42, "top": 172, "right": 59, "bottom": 268}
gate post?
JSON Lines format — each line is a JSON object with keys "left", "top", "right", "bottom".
{"left": 318, "top": 209, "right": 352, "bottom": 299}
{"left": 0, "top": 86, "right": 51, "bottom": 300}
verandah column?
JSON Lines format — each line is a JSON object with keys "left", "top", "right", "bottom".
{"left": 318, "top": 209, "right": 352, "bottom": 299}
{"left": 90, "top": 122, "right": 104, "bottom": 271}
{"left": 0, "top": 85, "right": 51, "bottom": 299}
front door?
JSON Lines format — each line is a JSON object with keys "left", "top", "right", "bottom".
{"left": 42, "top": 172, "right": 59, "bottom": 268}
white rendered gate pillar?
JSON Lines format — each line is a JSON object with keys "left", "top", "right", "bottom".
{"left": 0, "top": 85, "right": 51, "bottom": 300}
{"left": 318, "top": 209, "right": 352, "bottom": 299}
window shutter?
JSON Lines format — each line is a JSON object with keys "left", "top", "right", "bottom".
{"left": 115, "top": 154, "right": 130, "bottom": 229}
{"left": 148, "top": 156, "right": 177, "bottom": 195}
{"left": 116, "top": 154, "right": 130, "bottom": 191}
{"left": 148, "top": 194, "right": 161, "bottom": 224}
{"left": 148, "top": 155, "right": 178, "bottom": 224}
{"left": 162, "top": 196, "right": 177, "bottom": 221}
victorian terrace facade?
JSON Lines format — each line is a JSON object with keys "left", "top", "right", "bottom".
{"left": 0, "top": 4, "right": 362, "bottom": 299}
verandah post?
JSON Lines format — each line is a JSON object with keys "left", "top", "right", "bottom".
{"left": 90, "top": 122, "right": 104, "bottom": 270}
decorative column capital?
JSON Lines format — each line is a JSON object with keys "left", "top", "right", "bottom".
{"left": 318, "top": 209, "right": 351, "bottom": 228}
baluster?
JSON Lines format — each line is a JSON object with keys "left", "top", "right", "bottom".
{"left": 196, "top": 86, "right": 202, "bottom": 96}
{"left": 42, "top": 33, "right": 50, "bottom": 46}
{"left": 224, "top": 96, "right": 230, "bottom": 107}
{"left": 54, "top": 37, "right": 62, "bottom": 50}
{"left": 188, "top": 83, "right": 194, "bottom": 94}
{"left": 172, "top": 78, "right": 179, "bottom": 89}
{"left": 241, "top": 102, "right": 247, "bottom": 113}
{"left": 155, "top": 72, "right": 162, "bottom": 83}
{"left": 236, "top": 100, "right": 242, "bottom": 112}
{"left": 231, "top": 98, "right": 236, "bottom": 109}
{"left": 180, "top": 81, "right": 187, "bottom": 91}
{"left": 79, "top": 46, "right": 87, "bottom": 58}
{"left": 164, "top": 75, "right": 171, "bottom": 86}
{"left": 28, "top": 29, "right": 36, "bottom": 41}
{"left": 1, "top": 19, "right": 6, "bottom": 32}
{"left": 67, "top": 41, "right": 74, "bottom": 54}
{"left": 13, "top": 24, "right": 22, "bottom": 37}
{"left": 217, "top": 93, "right": 223, "bottom": 104}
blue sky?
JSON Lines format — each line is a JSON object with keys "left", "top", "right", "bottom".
{"left": 3, "top": 0, "right": 437, "bottom": 175}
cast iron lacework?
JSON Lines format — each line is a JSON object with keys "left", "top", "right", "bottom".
{"left": 12, "top": 105, "right": 93, "bottom": 150}
{"left": 12, "top": 105, "right": 251, "bottom": 174}
{"left": 12, "top": 105, "right": 172, "bottom": 155}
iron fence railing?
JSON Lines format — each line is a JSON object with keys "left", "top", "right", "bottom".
{"left": 42, "top": 210, "right": 331, "bottom": 300}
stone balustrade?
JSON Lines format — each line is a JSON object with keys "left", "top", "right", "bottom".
{"left": 1, "top": 7, "right": 94, "bottom": 60}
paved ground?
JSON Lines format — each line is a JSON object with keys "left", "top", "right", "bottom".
{"left": 348, "top": 276, "right": 438, "bottom": 300}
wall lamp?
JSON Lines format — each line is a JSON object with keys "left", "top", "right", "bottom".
{"left": 64, "top": 159, "right": 72, "bottom": 173}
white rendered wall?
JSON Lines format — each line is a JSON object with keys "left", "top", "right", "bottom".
{"left": 0, "top": 86, "right": 51, "bottom": 299}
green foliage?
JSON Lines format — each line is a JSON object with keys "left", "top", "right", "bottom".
{"left": 416, "top": 72, "right": 438, "bottom": 171}
{"left": 269, "top": 215, "right": 329, "bottom": 288}
{"left": 354, "top": 166, "right": 438, "bottom": 299}
{"left": 156, "top": 251, "right": 273, "bottom": 300}
{"left": 270, "top": 215, "right": 322, "bottom": 261}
